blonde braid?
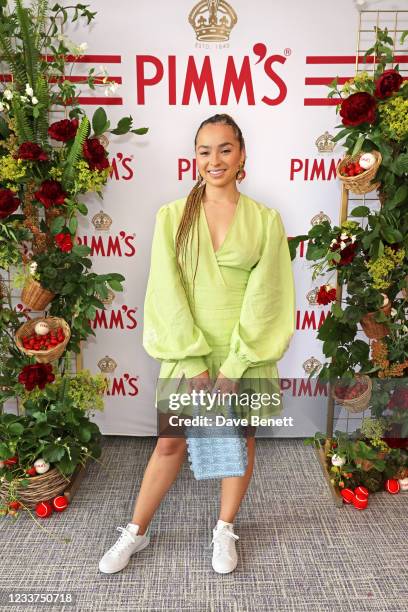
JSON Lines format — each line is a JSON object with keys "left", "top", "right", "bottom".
{"left": 175, "top": 176, "right": 205, "bottom": 311}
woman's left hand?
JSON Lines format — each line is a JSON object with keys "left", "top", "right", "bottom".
{"left": 211, "top": 371, "right": 239, "bottom": 397}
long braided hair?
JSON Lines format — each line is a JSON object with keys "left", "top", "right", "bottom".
{"left": 175, "top": 113, "right": 246, "bottom": 309}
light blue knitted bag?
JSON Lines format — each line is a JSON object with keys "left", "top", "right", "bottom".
{"left": 185, "top": 399, "right": 248, "bottom": 480}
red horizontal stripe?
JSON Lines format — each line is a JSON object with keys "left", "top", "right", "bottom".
{"left": 48, "top": 76, "right": 122, "bottom": 84}
{"left": 75, "top": 96, "right": 122, "bottom": 105}
{"left": 305, "top": 77, "right": 352, "bottom": 85}
{"left": 0, "top": 74, "right": 122, "bottom": 84}
{"left": 304, "top": 98, "right": 342, "bottom": 106}
{"left": 41, "top": 54, "right": 121, "bottom": 63}
{"left": 306, "top": 54, "right": 408, "bottom": 64}
{"left": 306, "top": 75, "right": 408, "bottom": 85}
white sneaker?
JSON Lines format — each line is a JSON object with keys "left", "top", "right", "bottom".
{"left": 99, "top": 523, "right": 151, "bottom": 574}
{"left": 210, "top": 521, "right": 239, "bottom": 574}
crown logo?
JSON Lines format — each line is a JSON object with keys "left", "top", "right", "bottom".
{"left": 315, "top": 131, "right": 335, "bottom": 153}
{"left": 95, "top": 287, "right": 115, "bottom": 306}
{"left": 306, "top": 287, "right": 319, "bottom": 305}
{"left": 97, "top": 355, "right": 117, "bottom": 373}
{"left": 92, "top": 210, "right": 112, "bottom": 232}
{"left": 302, "top": 356, "right": 322, "bottom": 375}
{"left": 189, "top": 0, "right": 237, "bottom": 42}
{"left": 310, "top": 211, "right": 331, "bottom": 226}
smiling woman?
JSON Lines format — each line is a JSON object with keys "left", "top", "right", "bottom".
{"left": 100, "top": 113, "right": 296, "bottom": 577}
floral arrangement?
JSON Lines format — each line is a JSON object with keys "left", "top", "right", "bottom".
{"left": 305, "top": 418, "right": 408, "bottom": 503}
{"left": 0, "top": 372, "right": 107, "bottom": 523}
{"left": 289, "top": 26, "right": 408, "bottom": 462}
{"left": 0, "top": 1, "right": 148, "bottom": 522}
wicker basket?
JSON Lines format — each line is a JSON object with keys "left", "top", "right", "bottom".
{"left": 336, "top": 150, "right": 382, "bottom": 195}
{"left": 0, "top": 467, "right": 70, "bottom": 509}
{"left": 21, "top": 278, "right": 55, "bottom": 310}
{"left": 15, "top": 316, "right": 71, "bottom": 364}
{"left": 332, "top": 374, "right": 372, "bottom": 413}
{"left": 360, "top": 301, "right": 392, "bottom": 339}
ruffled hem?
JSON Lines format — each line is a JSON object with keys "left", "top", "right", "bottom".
{"left": 156, "top": 350, "right": 284, "bottom": 419}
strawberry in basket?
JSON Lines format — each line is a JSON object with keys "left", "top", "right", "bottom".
{"left": 342, "top": 160, "right": 364, "bottom": 177}
{"left": 22, "top": 326, "right": 65, "bottom": 351}
{"left": 335, "top": 379, "right": 368, "bottom": 400}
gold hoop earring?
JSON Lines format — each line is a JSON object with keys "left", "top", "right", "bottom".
{"left": 236, "top": 163, "right": 246, "bottom": 183}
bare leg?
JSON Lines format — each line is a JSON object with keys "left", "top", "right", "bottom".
{"left": 131, "top": 416, "right": 186, "bottom": 534}
{"left": 218, "top": 432, "right": 256, "bottom": 523}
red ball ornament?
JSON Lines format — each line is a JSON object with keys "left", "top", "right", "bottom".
{"left": 353, "top": 494, "right": 368, "bottom": 510}
{"left": 52, "top": 495, "right": 69, "bottom": 512}
{"left": 26, "top": 467, "right": 37, "bottom": 477}
{"left": 385, "top": 479, "right": 400, "bottom": 494}
{"left": 354, "top": 486, "right": 369, "bottom": 499}
{"left": 35, "top": 501, "right": 53, "bottom": 518}
{"left": 353, "top": 497, "right": 368, "bottom": 510}
{"left": 340, "top": 488, "right": 355, "bottom": 504}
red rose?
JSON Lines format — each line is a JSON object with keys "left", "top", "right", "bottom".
{"left": 48, "top": 118, "right": 79, "bottom": 142}
{"left": 34, "top": 180, "right": 67, "bottom": 209}
{"left": 83, "top": 138, "right": 110, "bottom": 171}
{"left": 338, "top": 243, "right": 357, "bottom": 266}
{"left": 316, "top": 285, "right": 337, "bottom": 305}
{"left": 18, "top": 363, "right": 55, "bottom": 391}
{"left": 0, "top": 188, "right": 20, "bottom": 219}
{"left": 15, "top": 141, "right": 48, "bottom": 161}
{"left": 55, "top": 232, "right": 73, "bottom": 252}
{"left": 388, "top": 387, "right": 408, "bottom": 410}
{"left": 374, "top": 69, "right": 403, "bottom": 100}
{"left": 339, "top": 92, "right": 377, "bottom": 127}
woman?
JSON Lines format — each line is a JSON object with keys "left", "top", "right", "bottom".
{"left": 99, "top": 113, "right": 295, "bottom": 575}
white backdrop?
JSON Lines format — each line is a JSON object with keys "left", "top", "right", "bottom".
{"left": 57, "top": 0, "right": 407, "bottom": 435}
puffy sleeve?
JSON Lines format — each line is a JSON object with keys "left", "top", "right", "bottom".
{"left": 219, "top": 208, "right": 296, "bottom": 380}
{"left": 142, "top": 204, "right": 212, "bottom": 379}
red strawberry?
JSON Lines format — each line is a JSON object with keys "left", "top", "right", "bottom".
{"left": 8, "top": 501, "right": 21, "bottom": 510}
{"left": 4, "top": 456, "right": 18, "bottom": 466}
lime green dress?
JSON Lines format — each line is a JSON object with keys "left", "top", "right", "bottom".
{"left": 142, "top": 192, "right": 296, "bottom": 421}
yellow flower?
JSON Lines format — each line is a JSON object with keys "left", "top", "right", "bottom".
{"left": 0, "top": 155, "right": 26, "bottom": 184}
{"left": 378, "top": 96, "right": 408, "bottom": 142}
{"left": 74, "top": 159, "right": 110, "bottom": 193}
{"left": 366, "top": 246, "right": 405, "bottom": 290}
{"left": 49, "top": 166, "right": 63, "bottom": 181}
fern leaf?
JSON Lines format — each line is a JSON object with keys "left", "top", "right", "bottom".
{"left": 15, "top": 0, "right": 40, "bottom": 87}
{"left": 0, "top": 28, "right": 27, "bottom": 87}
{"left": 33, "top": 0, "right": 49, "bottom": 50}
{"left": 35, "top": 73, "right": 50, "bottom": 145}
{"left": 62, "top": 116, "right": 90, "bottom": 190}
{"left": 11, "top": 96, "right": 34, "bottom": 143}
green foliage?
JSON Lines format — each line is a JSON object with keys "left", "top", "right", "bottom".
{"left": 30, "top": 245, "right": 125, "bottom": 354}
{"left": 304, "top": 429, "right": 408, "bottom": 494}
{"left": 0, "top": 377, "right": 103, "bottom": 486}
{"left": 20, "top": 370, "right": 108, "bottom": 413}
{"left": 61, "top": 116, "right": 90, "bottom": 190}
{"left": 15, "top": 0, "right": 40, "bottom": 88}
{"left": 10, "top": 95, "right": 34, "bottom": 143}
{"left": 291, "top": 26, "right": 408, "bottom": 385}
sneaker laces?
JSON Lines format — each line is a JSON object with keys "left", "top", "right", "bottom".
{"left": 107, "top": 526, "right": 138, "bottom": 556}
{"left": 209, "top": 525, "right": 239, "bottom": 560}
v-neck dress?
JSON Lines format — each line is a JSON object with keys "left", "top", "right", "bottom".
{"left": 142, "top": 192, "right": 296, "bottom": 420}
